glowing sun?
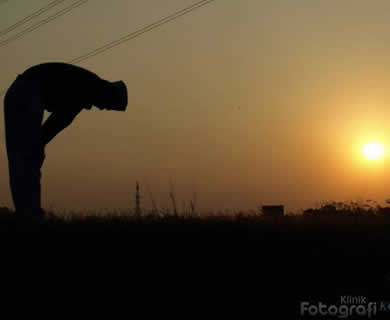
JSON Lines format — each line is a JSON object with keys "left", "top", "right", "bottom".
{"left": 363, "top": 143, "right": 385, "bottom": 160}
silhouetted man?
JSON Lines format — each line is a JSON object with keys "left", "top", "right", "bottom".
{"left": 3, "top": 62, "right": 128, "bottom": 220}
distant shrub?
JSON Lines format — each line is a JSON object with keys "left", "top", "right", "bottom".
{"left": 303, "top": 200, "right": 384, "bottom": 217}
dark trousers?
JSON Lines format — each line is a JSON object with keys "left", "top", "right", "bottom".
{"left": 3, "top": 75, "right": 45, "bottom": 217}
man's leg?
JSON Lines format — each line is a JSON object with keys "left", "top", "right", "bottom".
{"left": 4, "top": 78, "right": 45, "bottom": 218}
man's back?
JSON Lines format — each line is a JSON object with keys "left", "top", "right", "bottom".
{"left": 21, "top": 62, "right": 105, "bottom": 112}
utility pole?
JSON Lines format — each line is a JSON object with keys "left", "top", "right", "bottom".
{"left": 135, "top": 181, "right": 141, "bottom": 217}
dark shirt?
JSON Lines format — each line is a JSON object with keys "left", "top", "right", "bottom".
{"left": 20, "top": 62, "right": 110, "bottom": 112}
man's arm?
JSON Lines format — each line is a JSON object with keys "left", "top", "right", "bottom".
{"left": 41, "top": 108, "right": 82, "bottom": 146}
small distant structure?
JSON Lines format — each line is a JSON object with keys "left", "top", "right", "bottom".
{"left": 262, "top": 205, "right": 284, "bottom": 217}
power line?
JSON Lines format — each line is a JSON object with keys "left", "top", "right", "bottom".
{"left": 0, "top": 0, "right": 88, "bottom": 49}
{"left": 0, "top": 0, "right": 66, "bottom": 38}
{"left": 69, "top": 0, "right": 216, "bottom": 64}
{"left": 0, "top": 0, "right": 216, "bottom": 97}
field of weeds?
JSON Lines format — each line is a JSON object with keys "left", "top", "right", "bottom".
{"left": 1, "top": 203, "right": 389, "bottom": 318}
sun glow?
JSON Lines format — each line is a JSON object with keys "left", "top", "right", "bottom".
{"left": 363, "top": 143, "right": 385, "bottom": 160}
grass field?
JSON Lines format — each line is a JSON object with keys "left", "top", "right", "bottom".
{"left": 1, "top": 203, "right": 389, "bottom": 318}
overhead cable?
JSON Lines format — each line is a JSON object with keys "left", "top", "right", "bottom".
{"left": 0, "top": 0, "right": 216, "bottom": 97}
{"left": 0, "top": 0, "right": 88, "bottom": 48}
{"left": 0, "top": 0, "right": 66, "bottom": 38}
{"left": 69, "top": 0, "right": 215, "bottom": 64}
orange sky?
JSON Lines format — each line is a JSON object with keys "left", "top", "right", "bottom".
{"left": 2, "top": 0, "right": 390, "bottom": 213}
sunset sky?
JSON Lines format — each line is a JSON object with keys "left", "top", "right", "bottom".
{"left": 2, "top": 0, "right": 390, "bottom": 213}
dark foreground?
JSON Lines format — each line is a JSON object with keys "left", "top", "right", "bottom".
{"left": 1, "top": 207, "right": 389, "bottom": 318}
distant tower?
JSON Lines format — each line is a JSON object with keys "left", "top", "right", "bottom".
{"left": 134, "top": 181, "right": 141, "bottom": 217}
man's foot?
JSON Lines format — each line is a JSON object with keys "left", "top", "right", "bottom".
{"left": 14, "top": 208, "right": 46, "bottom": 224}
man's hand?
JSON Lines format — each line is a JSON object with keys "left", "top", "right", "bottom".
{"left": 41, "top": 108, "right": 82, "bottom": 146}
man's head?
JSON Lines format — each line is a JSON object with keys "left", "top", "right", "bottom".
{"left": 95, "top": 80, "right": 128, "bottom": 111}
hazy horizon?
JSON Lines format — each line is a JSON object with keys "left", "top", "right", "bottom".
{"left": 2, "top": 0, "right": 390, "bottom": 213}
